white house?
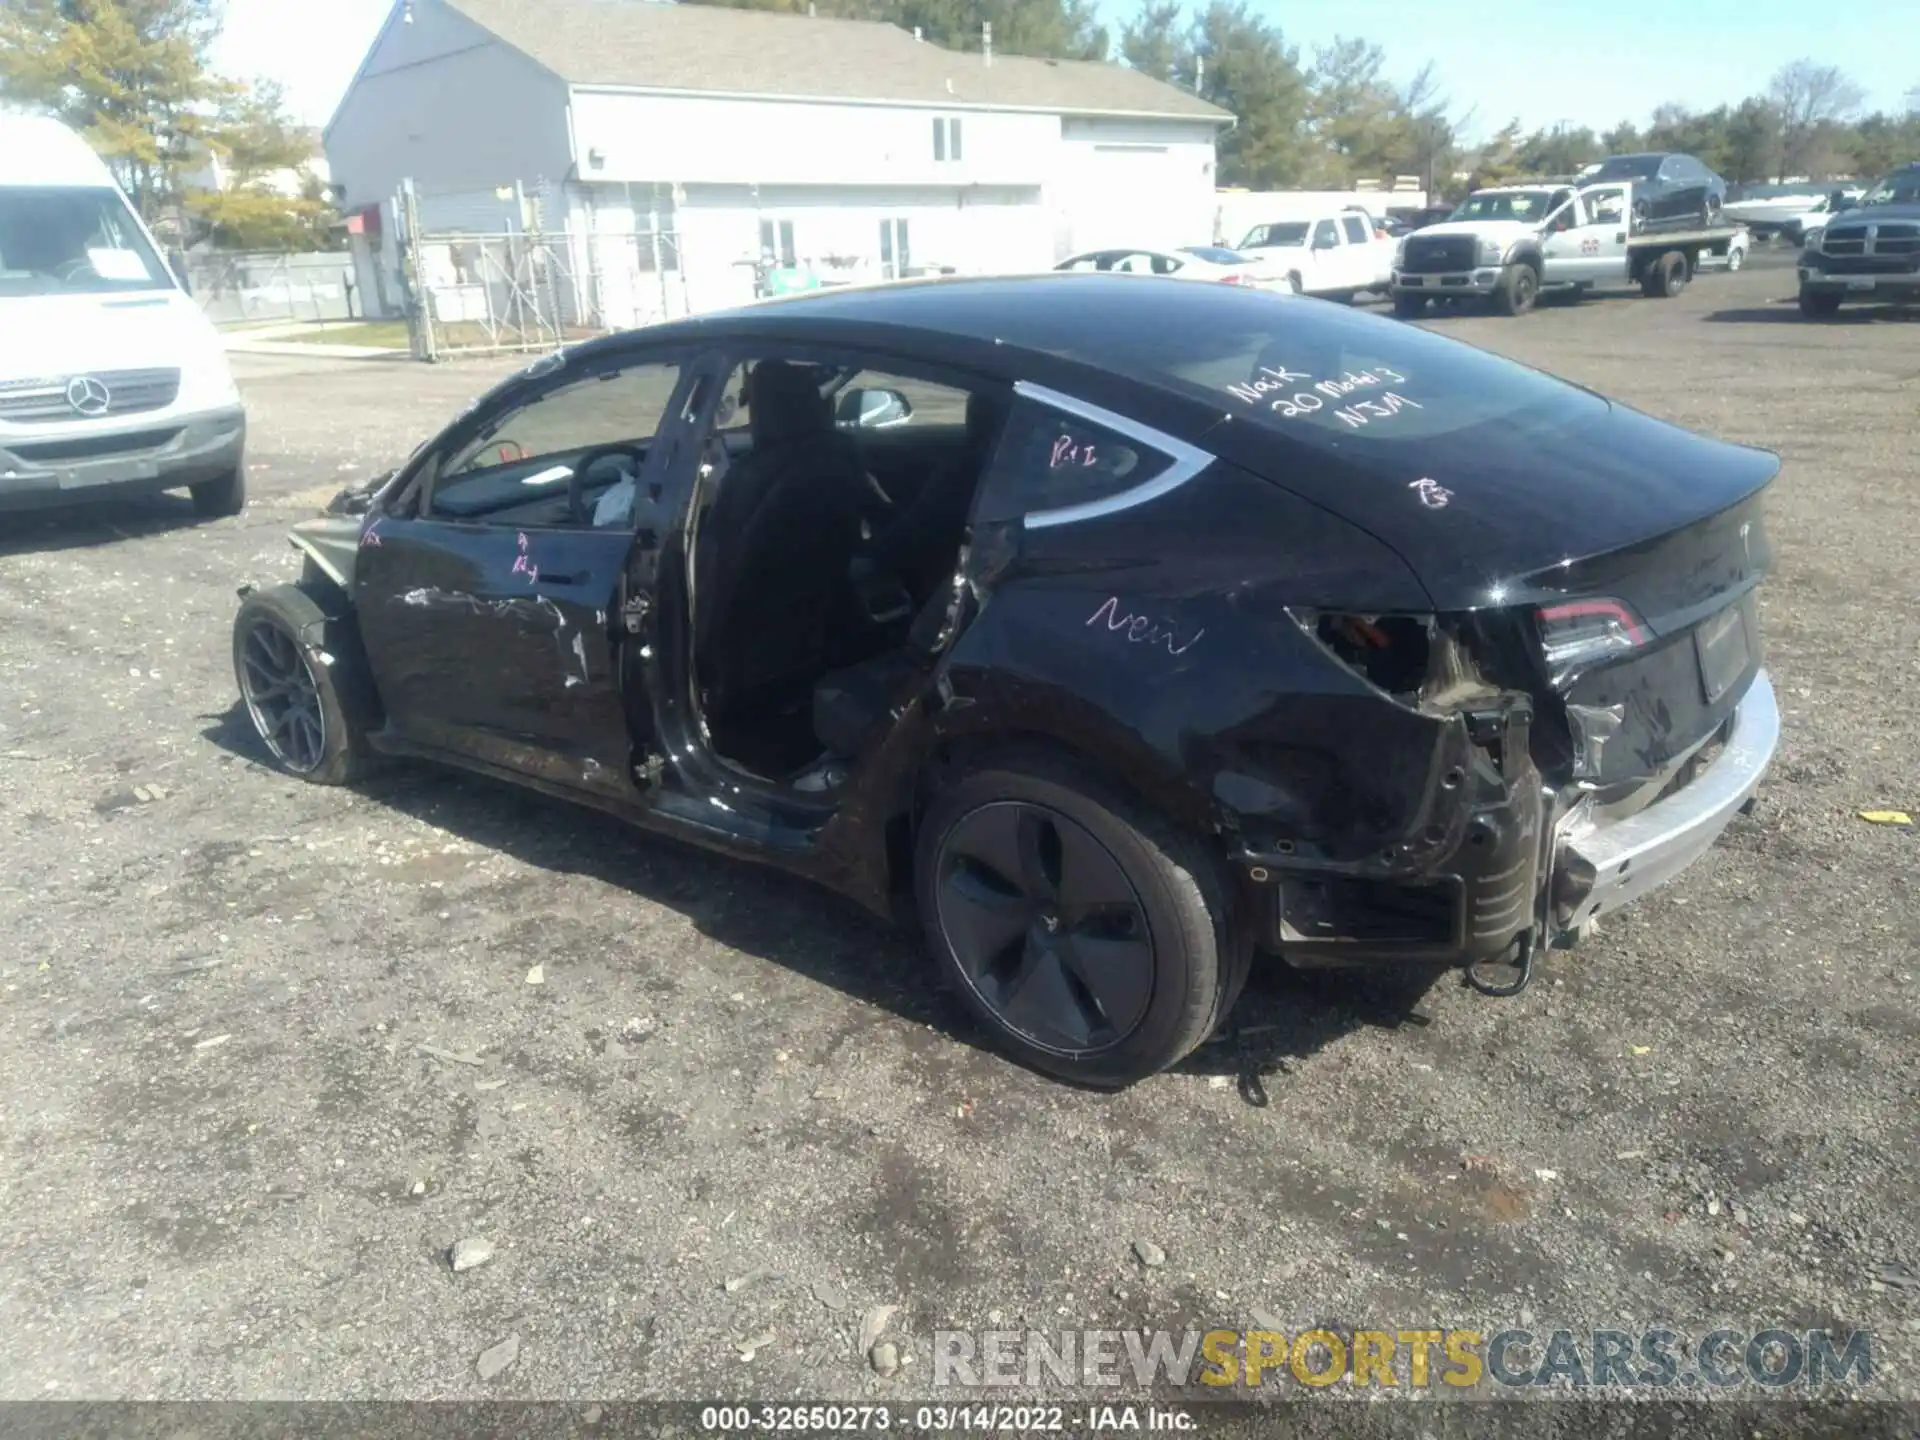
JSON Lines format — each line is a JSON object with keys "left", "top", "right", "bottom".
{"left": 323, "top": 0, "right": 1230, "bottom": 324}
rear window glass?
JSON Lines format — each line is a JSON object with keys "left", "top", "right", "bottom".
{"left": 0, "top": 186, "right": 171, "bottom": 296}
{"left": 1013, "top": 289, "right": 1605, "bottom": 447}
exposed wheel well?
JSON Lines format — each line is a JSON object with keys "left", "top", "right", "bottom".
{"left": 888, "top": 731, "right": 1219, "bottom": 902}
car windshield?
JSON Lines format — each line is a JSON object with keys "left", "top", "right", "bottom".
{"left": 1011, "top": 282, "right": 1605, "bottom": 452}
{"left": 1180, "top": 246, "right": 1249, "bottom": 265}
{"left": 0, "top": 186, "right": 172, "bottom": 296}
{"left": 1589, "top": 155, "right": 1664, "bottom": 182}
{"left": 1858, "top": 169, "right": 1920, "bottom": 207}
{"left": 1239, "top": 222, "right": 1310, "bottom": 248}
{"left": 1448, "top": 190, "right": 1556, "bottom": 223}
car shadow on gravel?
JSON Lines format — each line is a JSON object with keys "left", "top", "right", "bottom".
{"left": 0, "top": 491, "right": 208, "bottom": 557}
{"left": 200, "top": 702, "right": 1403, "bottom": 1093}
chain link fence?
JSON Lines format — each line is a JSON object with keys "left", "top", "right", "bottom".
{"left": 400, "top": 226, "right": 690, "bottom": 360}
{"left": 183, "top": 251, "right": 362, "bottom": 326}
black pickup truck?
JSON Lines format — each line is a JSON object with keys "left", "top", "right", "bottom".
{"left": 1797, "top": 162, "right": 1920, "bottom": 317}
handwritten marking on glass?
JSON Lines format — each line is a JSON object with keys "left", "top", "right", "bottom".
{"left": 1050, "top": 434, "right": 1099, "bottom": 469}
{"left": 1333, "top": 392, "right": 1421, "bottom": 429}
{"left": 1409, "top": 477, "right": 1453, "bottom": 509}
{"left": 1086, "top": 595, "right": 1205, "bottom": 657}
{"left": 510, "top": 530, "right": 539, "bottom": 584}
{"left": 360, "top": 518, "right": 384, "bottom": 548}
{"left": 1225, "top": 364, "right": 1412, "bottom": 423}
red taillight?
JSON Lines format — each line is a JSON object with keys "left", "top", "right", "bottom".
{"left": 1537, "top": 598, "right": 1649, "bottom": 681}
{"left": 1219, "top": 272, "right": 1255, "bottom": 286}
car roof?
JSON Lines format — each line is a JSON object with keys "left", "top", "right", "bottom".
{"left": 559, "top": 273, "right": 1292, "bottom": 418}
{"left": 0, "top": 114, "right": 118, "bottom": 188}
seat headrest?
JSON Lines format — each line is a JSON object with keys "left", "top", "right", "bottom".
{"left": 748, "top": 360, "right": 830, "bottom": 446}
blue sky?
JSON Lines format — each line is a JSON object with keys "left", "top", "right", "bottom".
{"left": 215, "top": 0, "right": 1914, "bottom": 140}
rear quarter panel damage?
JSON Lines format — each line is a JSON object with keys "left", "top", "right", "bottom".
{"left": 930, "top": 465, "right": 1475, "bottom": 860}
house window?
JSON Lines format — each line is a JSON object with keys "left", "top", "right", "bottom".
{"left": 879, "top": 218, "right": 910, "bottom": 279}
{"left": 933, "top": 116, "right": 962, "bottom": 163}
{"left": 758, "top": 218, "right": 796, "bottom": 268}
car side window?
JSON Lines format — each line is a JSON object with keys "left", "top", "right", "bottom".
{"left": 972, "top": 394, "right": 1185, "bottom": 523}
{"left": 428, "top": 359, "right": 684, "bottom": 525}
{"left": 1341, "top": 215, "right": 1369, "bottom": 244}
{"left": 1313, "top": 220, "right": 1340, "bottom": 248}
{"left": 831, "top": 368, "right": 970, "bottom": 430}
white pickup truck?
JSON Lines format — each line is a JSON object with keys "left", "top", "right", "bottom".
{"left": 1235, "top": 209, "right": 1395, "bottom": 300}
{"left": 1389, "top": 181, "right": 1743, "bottom": 317}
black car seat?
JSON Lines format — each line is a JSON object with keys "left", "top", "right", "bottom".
{"left": 695, "top": 360, "right": 872, "bottom": 711}
{"left": 868, "top": 390, "right": 1007, "bottom": 602}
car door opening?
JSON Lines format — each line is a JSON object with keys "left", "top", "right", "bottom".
{"left": 685, "top": 356, "right": 1005, "bottom": 790}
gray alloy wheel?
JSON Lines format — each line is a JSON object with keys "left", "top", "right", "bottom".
{"left": 933, "top": 799, "right": 1158, "bottom": 1056}
{"left": 916, "top": 753, "right": 1251, "bottom": 1087}
{"left": 238, "top": 619, "right": 328, "bottom": 773}
{"left": 231, "top": 582, "right": 378, "bottom": 785}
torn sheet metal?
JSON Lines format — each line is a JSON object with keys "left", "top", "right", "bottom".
{"left": 1566, "top": 702, "right": 1626, "bottom": 782}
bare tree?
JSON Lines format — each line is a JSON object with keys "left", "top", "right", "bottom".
{"left": 1769, "top": 60, "right": 1866, "bottom": 178}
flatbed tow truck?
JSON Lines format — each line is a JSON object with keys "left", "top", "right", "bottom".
{"left": 1390, "top": 179, "right": 1743, "bottom": 316}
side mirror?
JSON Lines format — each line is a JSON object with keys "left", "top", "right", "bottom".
{"left": 1832, "top": 195, "right": 1857, "bottom": 212}
{"left": 836, "top": 386, "right": 913, "bottom": 430}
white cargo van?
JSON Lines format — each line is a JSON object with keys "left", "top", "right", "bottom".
{"left": 0, "top": 114, "right": 245, "bottom": 517}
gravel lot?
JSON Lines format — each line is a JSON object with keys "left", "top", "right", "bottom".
{"left": 1, "top": 253, "right": 1915, "bottom": 1404}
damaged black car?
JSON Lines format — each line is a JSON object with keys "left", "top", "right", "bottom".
{"left": 232, "top": 275, "right": 1779, "bottom": 1087}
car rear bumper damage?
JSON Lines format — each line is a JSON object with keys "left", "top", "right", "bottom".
{"left": 1552, "top": 668, "right": 1777, "bottom": 931}
{"left": 0, "top": 405, "right": 245, "bottom": 512}
{"left": 1237, "top": 664, "right": 1777, "bottom": 980}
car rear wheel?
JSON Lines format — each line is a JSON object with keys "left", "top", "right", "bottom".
{"left": 1391, "top": 293, "right": 1427, "bottom": 318}
{"left": 1726, "top": 244, "right": 1745, "bottom": 272}
{"left": 1286, "top": 272, "right": 1303, "bottom": 295}
{"left": 1641, "top": 251, "right": 1690, "bottom": 298}
{"left": 233, "top": 583, "right": 378, "bottom": 785}
{"left": 191, "top": 465, "right": 246, "bottom": 519}
{"left": 915, "top": 753, "right": 1250, "bottom": 1088}
{"left": 1492, "top": 261, "right": 1539, "bottom": 316}
{"left": 1798, "top": 289, "right": 1843, "bottom": 318}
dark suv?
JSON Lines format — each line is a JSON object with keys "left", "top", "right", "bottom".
{"left": 1797, "top": 162, "right": 1920, "bottom": 316}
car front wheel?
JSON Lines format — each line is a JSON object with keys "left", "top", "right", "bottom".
{"left": 191, "top": 464, "right": 247, "bottom": 519}
{"left": 915, "top": 753, "right": 1250, "bottom": 1087}
{"left": 233, "top": 583, "right": 378, "bottom": 785}
{"left": 1799, "top": 289, "right": 1843, "bottom": 318}
{"left": 1492, "top": 261, "right": 1539, "bottom": 316}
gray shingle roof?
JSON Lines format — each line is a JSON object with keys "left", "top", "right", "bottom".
{"left": 441, "top": 0, "right": 1230, "bottom": 121}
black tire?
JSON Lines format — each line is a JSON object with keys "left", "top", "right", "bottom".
{"left": 1286, "top": 272, "right": 1304, "bottom": 296}
{"left": 1491, "top": 260, "right": 1540, "bottom": 316}
{"left": 232, "top": 582, "right": 379, "bottom": 785}
{"left": 191, "top": 464, "right": 247, "bottom": 519}
{"left": 1391, "top": 292, "right": 1427, "bottom": 318}
{"left": 1641, "top": 251, "right": 1689, "bottom": 298}
{"left": 1798, "top": 289, "right": 1843, "bottom": 318}
{"left": 915, "top": 752, "right": 1251, "bottom": 1088}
